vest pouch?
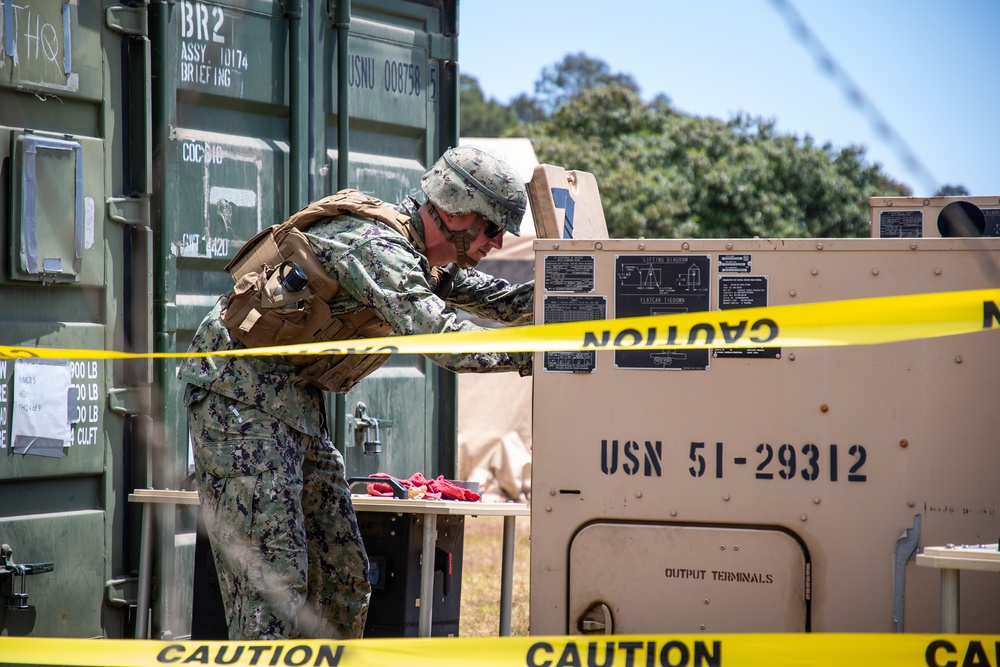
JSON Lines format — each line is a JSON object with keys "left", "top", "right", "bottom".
{"left": 298, "top": 353, "right": 390, "bottom": 394}
{"left": 262, "top": 264, "right": 312, "bottom": 310}
{"left": 291, "top": 309, "right": 393, "bottom": 392}
{"left": 222, "top": 267, "right": 330, "bottom": 348}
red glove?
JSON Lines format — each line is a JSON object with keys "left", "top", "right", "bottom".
{"left": 366, "top": 472, "right": 480, "bottom": 501}
{"left": 426, "top": 475, "right": 481, "bottom": 501}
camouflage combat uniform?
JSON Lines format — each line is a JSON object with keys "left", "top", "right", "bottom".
{"left": 178, "top": 196, "right": 533, "bottom": 640}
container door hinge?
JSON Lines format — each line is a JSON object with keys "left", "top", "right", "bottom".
{"left": 107, "top": 196, "right": 150, "bottom": 229}
{"left": 105, "top": 576, "right": 138, "bottom": 607}
{"left": 282, "top": 0, "right": 303, "bottom": 19}
{"left": 106, "top": 6, "right": 148, "bottom": 38}
{"left": 109, "top": 385, "right": 151, "bottom": 416}
{"left": 429, "top": 33, "right": 457, "bottom": 61}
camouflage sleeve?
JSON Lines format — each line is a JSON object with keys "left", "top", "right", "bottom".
{"left": 445, "top": 267, "right": 534, "bottom": 326}
{"left": 336, "top": 237, "right": 533, "bottom": 375}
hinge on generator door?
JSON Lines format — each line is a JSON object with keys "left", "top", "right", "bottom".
{"left": 804, "top": 562, "right": 812, "bottom": 601}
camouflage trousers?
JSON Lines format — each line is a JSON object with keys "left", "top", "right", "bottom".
{"left": 187, "top": 389, "right": 371, "bottom": 640}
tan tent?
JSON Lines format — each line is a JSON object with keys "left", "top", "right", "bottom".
{"left": 455, "top": 138, "right": 538, "bottom": 501}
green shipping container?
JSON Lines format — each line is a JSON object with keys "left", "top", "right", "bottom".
{"left": 0, "top": 0, "right": 459, "bottom": 640}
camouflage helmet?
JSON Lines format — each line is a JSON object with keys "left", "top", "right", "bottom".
{"left": 421, "top": 146, "right": 527, "bottom": 236}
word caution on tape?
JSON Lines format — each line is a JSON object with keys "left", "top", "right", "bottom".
{"left": 1, "top": 289, "right": 998, "bottom": 361}
{"left": 0, "top": 633, "right": 999, "bottom": 667}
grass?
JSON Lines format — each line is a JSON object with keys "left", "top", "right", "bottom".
{"left": 459, "top": 514, "right": 531, "bottom": 636}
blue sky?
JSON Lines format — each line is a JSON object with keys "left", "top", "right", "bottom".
{"left": 458, "top": 0, "right": 999, "bottom": 197}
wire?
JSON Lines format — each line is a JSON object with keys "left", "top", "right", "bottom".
{"left": 769, "top": 0, "right": 939, "bottom": 193}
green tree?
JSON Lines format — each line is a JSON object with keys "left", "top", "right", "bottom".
{"left": 459, "top": 74, "right": 518, "bottom": 137}
{"left": 935, "top": 184, "right": 969, "bottom": 196}
{"left": 534, "top": 52, "right": 640, "bottom": 115}
{"left": 510, "top": 93, "right": 547, "bottom": 125}
{"left": 515, "top": 84, "right": 910, "bottom": 239}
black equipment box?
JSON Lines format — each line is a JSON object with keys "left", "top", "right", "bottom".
{"left": 358, "top": 511, "right": 465, "bottom": 637}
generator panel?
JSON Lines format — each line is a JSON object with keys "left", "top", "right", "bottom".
{"left": 530, "top": 235, "right": 1000, "bottom": 635}
{"left": 871, "top": 196, "right": 1000, "bottom": 238}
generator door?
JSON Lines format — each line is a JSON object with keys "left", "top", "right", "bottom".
{"left": 569, "top": 523, "right": 808, "bottom": 634}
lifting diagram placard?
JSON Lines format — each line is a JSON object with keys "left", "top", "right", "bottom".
{"left": 615, "top": 255, "right": 712, "bottom": 370}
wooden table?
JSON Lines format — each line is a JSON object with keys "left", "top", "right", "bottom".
{"left": 129, "top": 489, "right": 529, "bottom": 638}
{"left": 351, "top": 495, "right": 529, "bottom": 637}
{"left": 916, "top": 543, "right": 1000, "bottom": 632}
{"left": 127, "top": 489, "right": 201, "bottom": 639}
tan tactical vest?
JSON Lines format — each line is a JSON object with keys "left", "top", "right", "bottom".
{"left": 220, "top": 189, "right": 421, "bottom": 393}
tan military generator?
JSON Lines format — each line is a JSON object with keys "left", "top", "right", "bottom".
{"left": 527, "top": 166, "right": 1000, "bottom": 635}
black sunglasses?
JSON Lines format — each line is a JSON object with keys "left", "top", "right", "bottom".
{"left": 483, "top": 220, "right": 505, "bottom": 238}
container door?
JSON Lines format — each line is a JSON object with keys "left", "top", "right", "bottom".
{"left": 314, "top": 0, "right": 460, "bottom": 482}
{"left": 0, "top": 0, "right": 147, "bottom": 638}
{"left": 152, "top": 0, "right": 459, "bottom": 638}
{"left": 150, "top": 0, "right": 297, "bottom": 639}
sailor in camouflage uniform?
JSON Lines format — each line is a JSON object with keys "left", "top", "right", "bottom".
{"left": 178, "top": 146, "right": 533, "bottom": 640}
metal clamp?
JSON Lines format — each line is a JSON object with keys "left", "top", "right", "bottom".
{"left": 352, "top": 402, "right": 392, "bottom": 455}
{"left": 1, "top": 544, "right": 55, "bottom": 611}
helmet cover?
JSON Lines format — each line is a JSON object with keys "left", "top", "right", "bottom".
{"left": 421, "top": 146, "right": 526, "bottom": 236}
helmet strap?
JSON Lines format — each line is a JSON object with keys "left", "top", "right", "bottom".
{"left": 427, "top": 202, "right": 482, "bottom": 268}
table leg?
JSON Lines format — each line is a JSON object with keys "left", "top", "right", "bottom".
{"left": 135, "top": 503, "right": 153, "bottom": 639}
{"left": 941, "top": 568, "right": 960, "bottom": 633}
{"left": 499, "top": 515, "right": 516, "bottom": 636}
{"left": 418, "top": 514, "right": 437, "bottom": 637}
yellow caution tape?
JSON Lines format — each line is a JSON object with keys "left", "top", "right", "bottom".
{"left": 1, "top": 289, "right": 998, "bottom": 361}
{"left": 0, "top": 633, "right": 998, "bottom": 667}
